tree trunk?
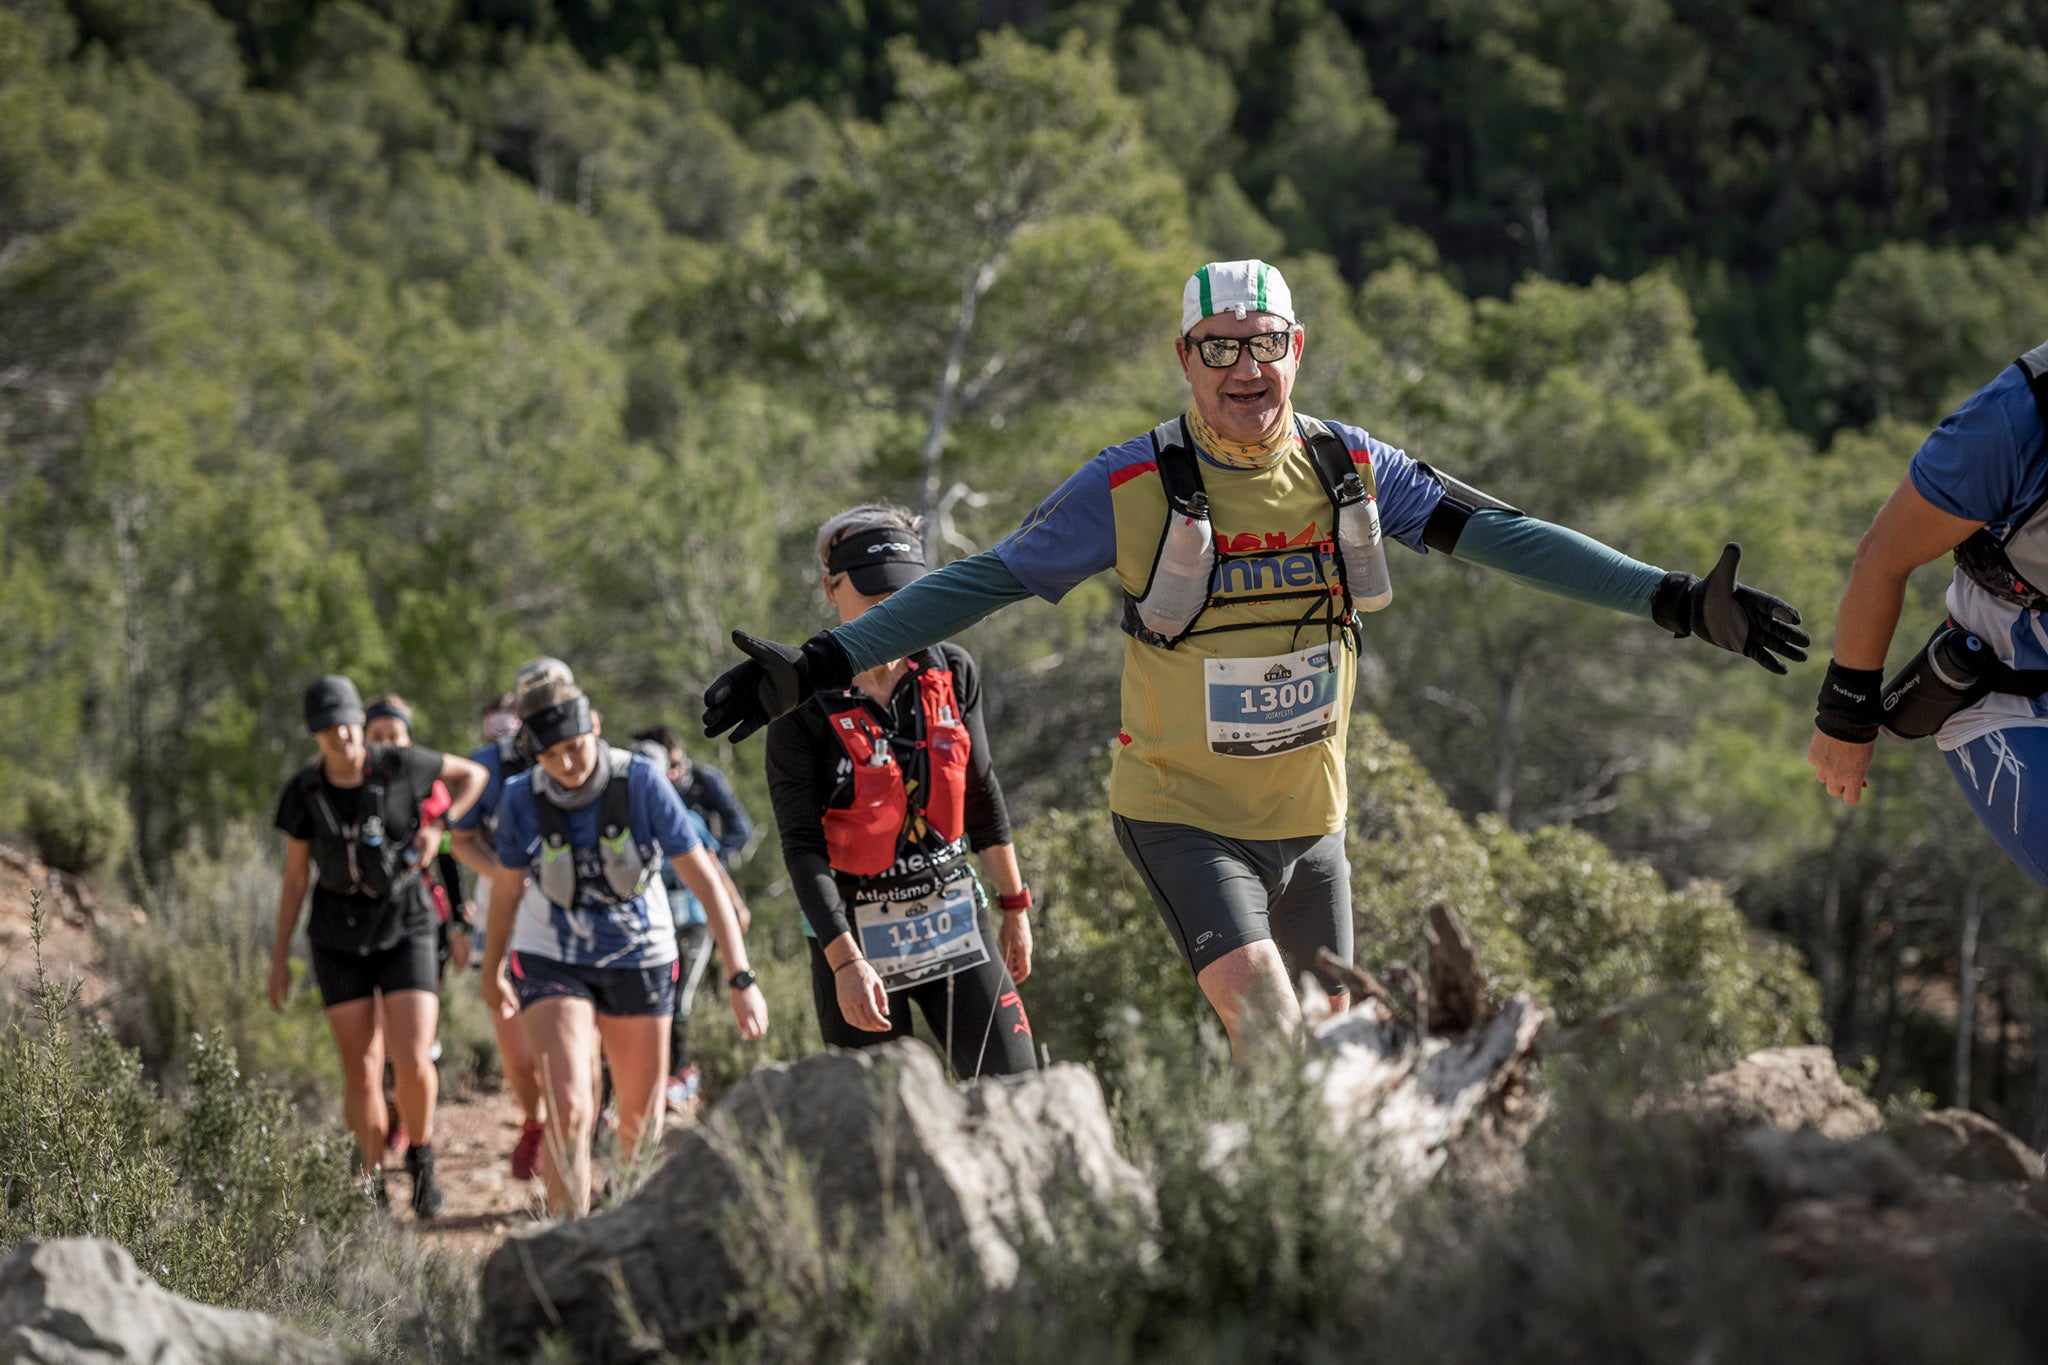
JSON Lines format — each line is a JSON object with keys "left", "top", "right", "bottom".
{"left": 919, "top": 257, "right": 1000, "bottom": 561}
{"left": 1955, "top": 881, "right": 1983, "bottom": 1109}
{"left": 116, "top": 487, "right": 150, "bottom": 878}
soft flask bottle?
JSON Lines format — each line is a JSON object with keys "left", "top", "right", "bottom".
{"left": 1879, "top": 626, "right": 1994, "bottom": 740}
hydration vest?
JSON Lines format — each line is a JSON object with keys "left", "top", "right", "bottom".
{"left": 1121, "top": 414, "right": 1394, "bottom": 650}
{"left": 297, "top": 749, "right": 414, "bottom": 900}
{"left": 1952, "top": 341, "right": 2048, "bottom": 610}
{"left": 819, "top": 660, "right": 970, "bottom": 879}
{"left": 530, "top": 746, "right": 656, "bottom": 911}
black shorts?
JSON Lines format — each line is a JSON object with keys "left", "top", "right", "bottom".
{"left": 510, "top": 951, "right": 679, "bottom": 1018}
{"left": 1112, "top": 815, "right": 1352, "bottom": 992}
{"left": 806, "top": 911, "right": 1037, "bottom": 1080}
{"left": 309, "top": 934, "right": 438, "bottom": 1007}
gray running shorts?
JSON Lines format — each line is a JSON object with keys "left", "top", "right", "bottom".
{"left": 1112, "top": 814, "right": 1352, "bottom": 993}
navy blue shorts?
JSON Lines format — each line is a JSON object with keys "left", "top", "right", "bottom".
{"left": 509, "top": 951, "right": 679, "bottom": 1018}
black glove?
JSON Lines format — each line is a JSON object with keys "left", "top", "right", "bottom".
{"left": 1650, "top": 543, "right": 1811, "bottom": 676}
{"left": 701, "top": 629, "right": 855, "bottom": 743}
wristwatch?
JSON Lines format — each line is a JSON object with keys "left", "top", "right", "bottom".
{"left": 728, "top": 969, "right": 759, "bottom": 991}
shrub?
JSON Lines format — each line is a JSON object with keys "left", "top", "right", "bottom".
{"left": 97, "top": 825, "right": 343, "bottom": 1108}
{"left": 23, "top": 775, "right": 133, "bottom": 879}
{"left": 0, "top": 891, "right": 362, "bottom": 1306}
{"left": 1, "top": 890, "right": 485, "bottom": 1361}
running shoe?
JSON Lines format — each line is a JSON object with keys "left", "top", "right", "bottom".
{"left": 664, "top": 1066, "right": 701, "bottom": 1116}
{"left": 510, "top": 1120, "right": 546, "bottom": 1181}
{"left": 406, "top": 1143, "right": 445, "bottom": 1220}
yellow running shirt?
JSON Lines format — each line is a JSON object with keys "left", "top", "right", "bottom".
{"left": 996, "top": 414, "right": 1445, "bottom": 840}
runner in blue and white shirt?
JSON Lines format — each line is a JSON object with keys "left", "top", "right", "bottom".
{"left": 478, "top": 661, "right": 767, "bottom": 1219}
{"left": 1810, "top": 341, "right": 2048, "bottom": 884}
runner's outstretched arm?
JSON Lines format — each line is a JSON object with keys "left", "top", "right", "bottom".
{"left": 1440, "top": 508, "right": 1810, "bottom": 674}
{"left": 704, "top": 550, "right": 1035, "bottom": 741}
{"left": 829, "top": 550, "right": 1035, "bottom": 671}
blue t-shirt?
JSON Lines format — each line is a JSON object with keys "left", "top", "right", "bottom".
{"left": 495, "top": 754, "right": 698, "bottom": 967}
{"left": 452, "top": 738, "right": 521, "bottom": 841}
{"left": 1907, "top": 358, "right": 2048, "bottom": 743}
{"left": 1909, "top": 363, "right": 2048, "bottom": 526}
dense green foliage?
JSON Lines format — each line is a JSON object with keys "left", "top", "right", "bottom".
{"left": 4, "top": 0, "right": 2046, "bottom": 1141}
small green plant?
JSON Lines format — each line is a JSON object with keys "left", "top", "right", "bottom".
{"left": 23, "top": 775, "right": 132, "bottom": 879}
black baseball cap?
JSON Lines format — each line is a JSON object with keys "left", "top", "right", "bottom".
{"left": 827, "top": 526, "right": 927, "bottom": 595}
{"left": 304, "top": 675, "right": 365, "bottom": 733}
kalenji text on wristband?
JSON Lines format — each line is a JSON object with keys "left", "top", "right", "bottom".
{"left": 1815, "top": 660, "right": 1884, "bottom": 744}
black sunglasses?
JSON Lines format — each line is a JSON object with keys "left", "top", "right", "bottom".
{"left": 1183, "top": 329, "right": 1295, "bottom": 369}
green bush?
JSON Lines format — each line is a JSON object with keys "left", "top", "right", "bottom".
{"left": 98, "top": 825, "right": 343, "bottom": 1109}
{"left": 0, "top": 892, "right": 362, "bottom": 1307}
{"left": 23, "top": 775, "right": 133, "bottom": 879}
{"left": 1, "top": 890, "right": 485, "bottom": 1360}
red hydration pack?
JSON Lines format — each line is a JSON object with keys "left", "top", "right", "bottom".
{"left": 820, "top": 661, "right": 970, "bottom": 878}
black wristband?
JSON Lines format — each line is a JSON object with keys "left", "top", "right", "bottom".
{"left": 801, "top": 631, "right": 856, "bottom": 694}
{"left": 1649, "top": 570, "right": 1697, "bottom": 638}
{"left": 728, "top": 969, "right": 758, "bottom": 991}
{"left": 1815, "top": 661, "right": 1884, "bottom": 743}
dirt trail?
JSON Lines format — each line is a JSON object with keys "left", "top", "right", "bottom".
{"left": 386, "top": 1085, "right": 545, "bottom": 1249}
{"left": 392, "top": 1081, "right": 698, "bottom": 1253}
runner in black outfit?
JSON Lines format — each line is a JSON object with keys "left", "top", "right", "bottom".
{"left": 270, "top": 675, "right": 485, "bottom": 1216}
{"left": 765, "top": 505, "right": 1037, "bottom": 1078}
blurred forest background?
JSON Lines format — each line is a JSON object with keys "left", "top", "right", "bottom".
{"left": 5, "top": 0, "right": 2048, "bottom": 1129}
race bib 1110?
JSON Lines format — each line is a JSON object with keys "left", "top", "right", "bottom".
{"left": 853, "top": 872, "right": 987, "bottom": 992}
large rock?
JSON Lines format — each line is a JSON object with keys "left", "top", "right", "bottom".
{"left": 479, "top": 1040, "right": 1151, "bottom": 1361}
{"left": 1659, "top": 1046, "right": 1882, "bottom": 1144}
{"left": 1897, "top": 1108, "right": 2045, "bottom": 1183}
{"left": 0, "top": 1237, "right": 340, "bottom": 1365}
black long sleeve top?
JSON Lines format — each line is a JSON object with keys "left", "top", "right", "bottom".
{"left": 764, "top": 643, "right": 1012, "bottom": 942}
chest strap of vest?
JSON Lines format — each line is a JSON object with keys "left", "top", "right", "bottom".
{"left": 1953, "top": 341, "right": 2048, "bottom": 610}
{"left": 1121, "top": 416, "right": 1391, "bottom": 649}
{"left": 302, "top": 763, "right": 395, "bottom": 897}
{"left": 533, "top": 748, "right": 652, "bottom": 909}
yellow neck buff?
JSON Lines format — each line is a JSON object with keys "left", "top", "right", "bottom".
{"left": 1186, "top": 402, "right": 1297, "bottom": 471}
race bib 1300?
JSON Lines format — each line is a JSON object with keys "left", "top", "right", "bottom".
{"left": 1204, "top": 642, "right": 1340, "bottom": 758}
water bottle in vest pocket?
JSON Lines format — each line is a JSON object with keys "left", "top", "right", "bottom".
{"left": 821, "top": 709, "right": 908, "bottom": 877}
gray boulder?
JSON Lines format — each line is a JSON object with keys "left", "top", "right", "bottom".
{"left": 1658, "top": 1045, "right": 1882, "bottom": 1144}
{"left": 1896, "top": 1108, "right": 2045, "bottom": 1183}
{"left": 0, "top": 1237, "right": 341, "bottom": 1365}
{"left": 479, "top": 1040, "right": 1151, "bottom": 1361}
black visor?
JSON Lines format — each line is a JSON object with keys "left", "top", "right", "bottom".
{"left": 827, "top": 528, "right": 927, "bottom": 596}
{"left": 523, "top": 695, "right": 592, "bottom": 752}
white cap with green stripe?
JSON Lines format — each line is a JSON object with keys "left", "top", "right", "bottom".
{"left": 1181, "top": 259, "right": 1294, "bottom": 333}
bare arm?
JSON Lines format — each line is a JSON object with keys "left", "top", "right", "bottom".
{"left": 675, "top": 846, "right": 767, "bottom": 1039}
{"left": 478, "top": 869, "right": 524, "bottom": 1022}
{"left": 448, "top": 827, "right": 502, "bottom": 878}
{"left": 1808, "top": 476, "right": 1984, "bottom": 802}
{"left": 976, "top": 843, "right": 1032, "bottom": 985}
{"left": 268, "top": 839, "right": 312, "bottom": 1011}
{"left": 435, "top": 752, "right": 488, "bottom": 825}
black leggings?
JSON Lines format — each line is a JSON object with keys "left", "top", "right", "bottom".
{"left": 806, "top": 911, "right": 1037, "bottom": 1079}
